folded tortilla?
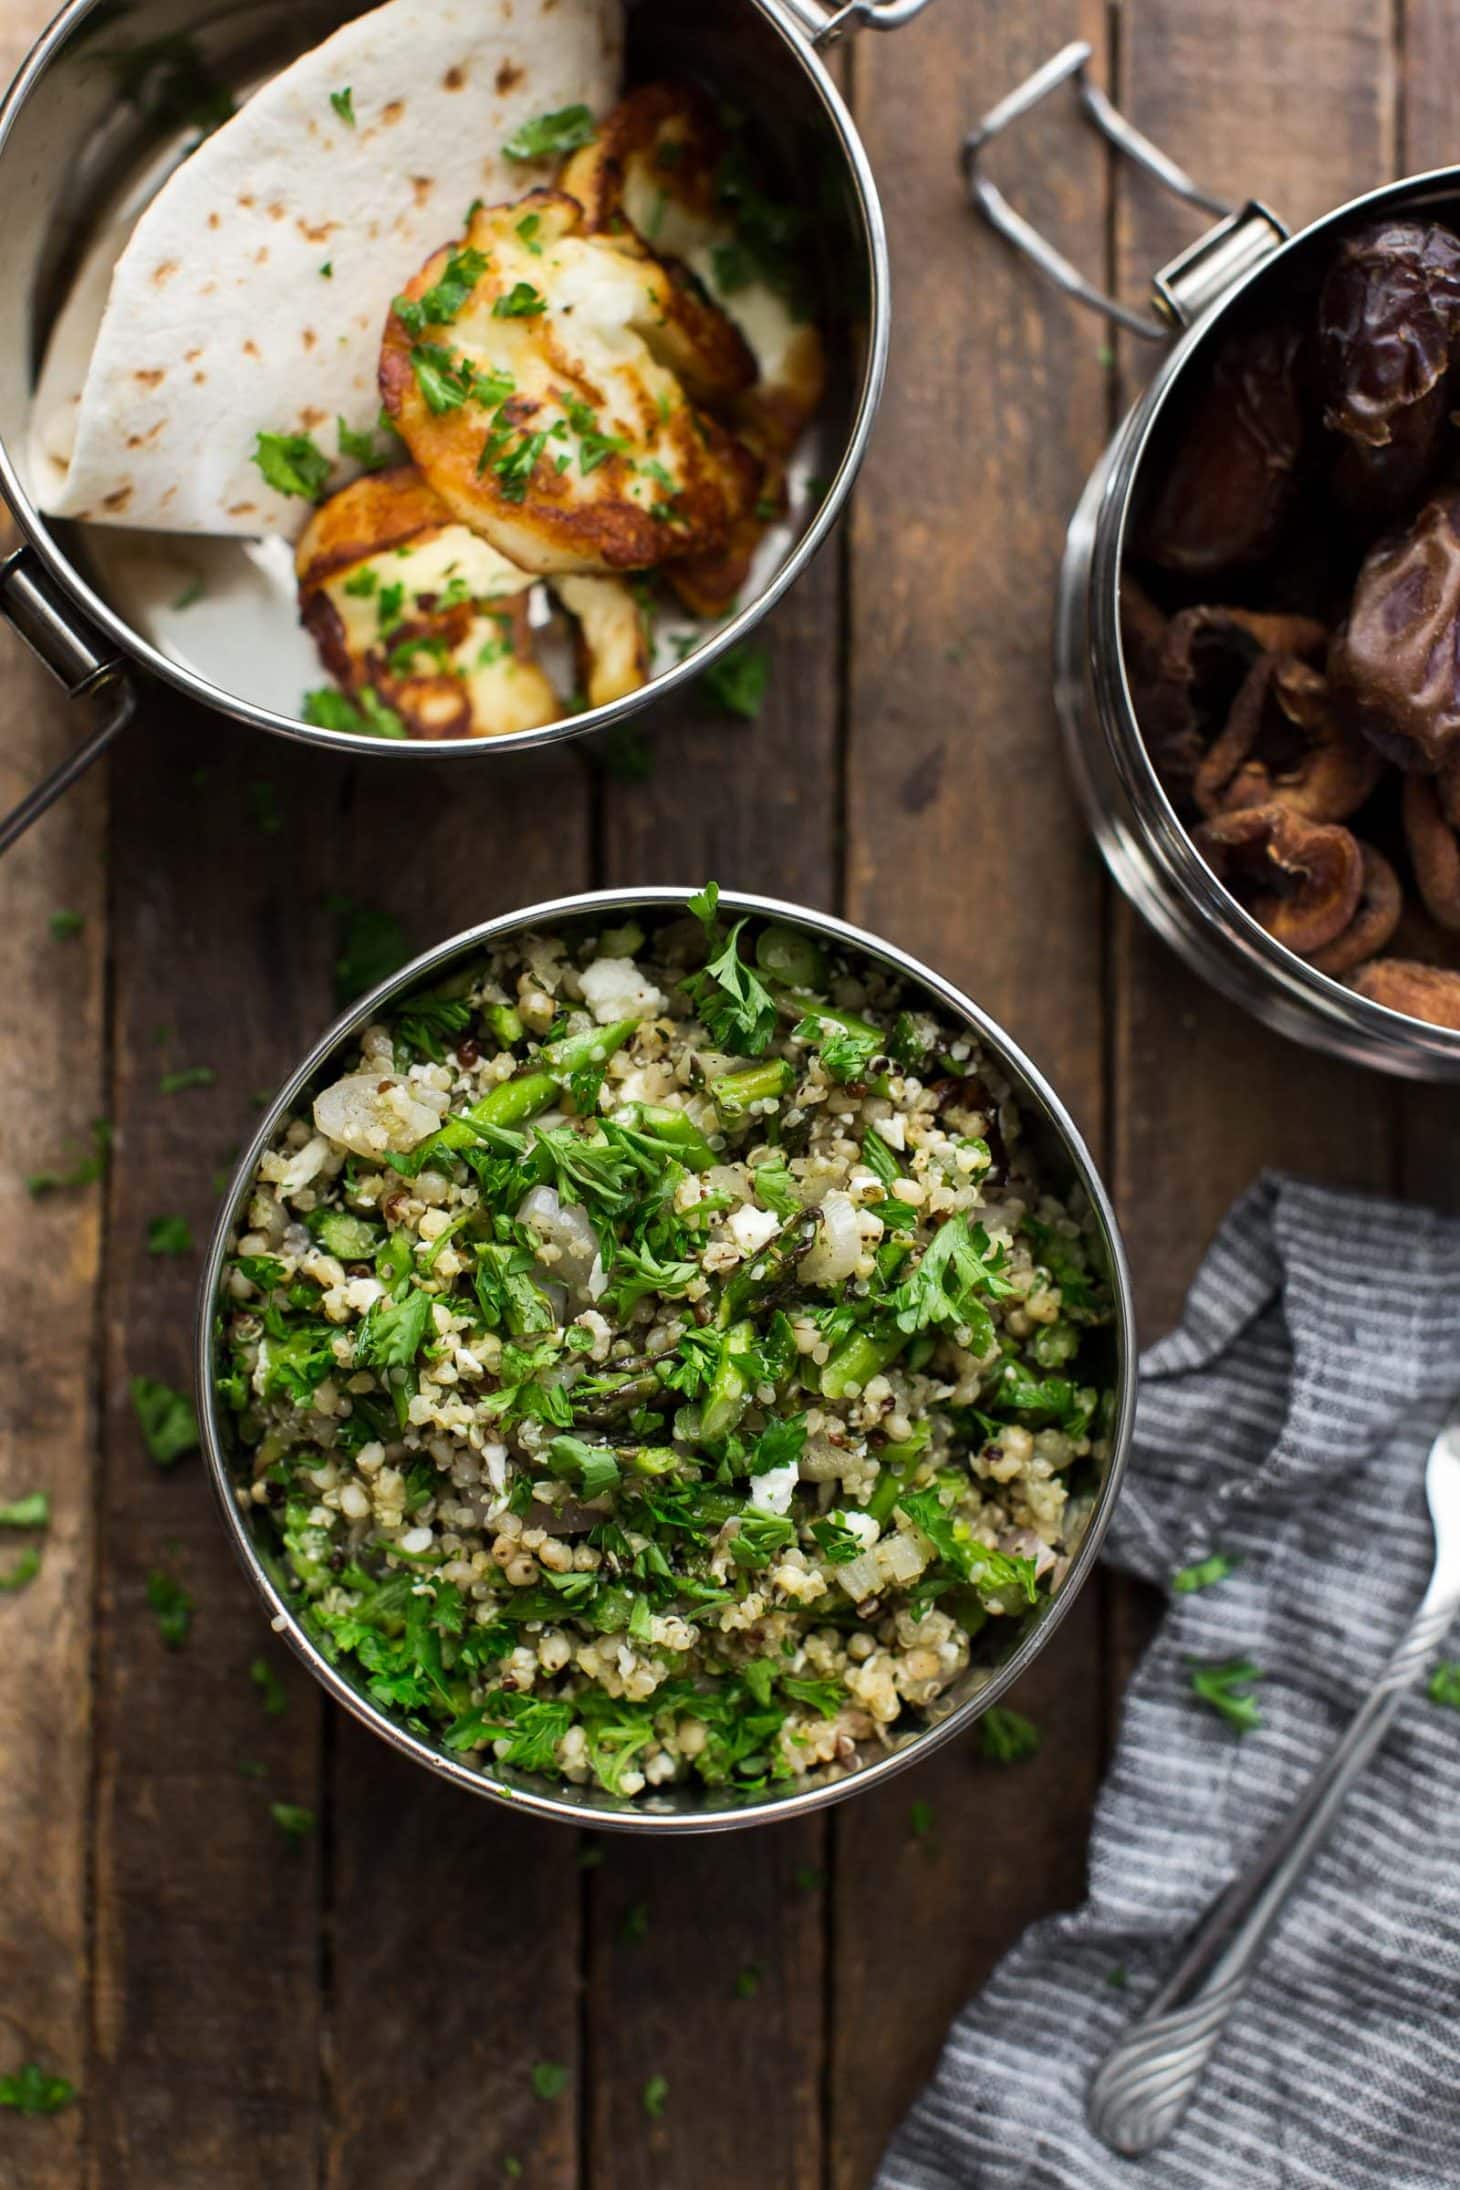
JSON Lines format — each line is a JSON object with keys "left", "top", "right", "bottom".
{"left": 29, "top": 0, "right": 622, "bottom": 538}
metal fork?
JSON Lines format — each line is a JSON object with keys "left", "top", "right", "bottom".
{"left": 1089, "top": 1416, "right": 1460, "bottom": 2156}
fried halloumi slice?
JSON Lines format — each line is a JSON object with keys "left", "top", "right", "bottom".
{"left": 551, "top": 575, "right": 650, "bottom": 708}
{"left": 295, "top": 468, "right": 560, "bottom": 741}
{"left": 379, "top": 193, "right": 761, "bottom": 577}
{"left": 561, "top": 85, "right": 827, "bottom": 460}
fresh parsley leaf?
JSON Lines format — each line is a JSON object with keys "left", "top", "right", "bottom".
{"left": 504, "top": 105, "right": 596, "bottom": 160}
{"left": 0, "top": 2063, "right": 75, "bottom": 2114}
{"left": 355, "top": 1287, "right": 434, "bottom": 1374}
{"left": 302, "top": 686, "right": 407, "bottom": 740}
{"left": 810, "top": 1512, "right": 864, "bottom": 1565}
{"left": 252, "top": 430, "right": 331, "bottom": 502}
{"left": 685, "top": 917, "right": 777, "bottom": 1056}
{"left": 642, "top": 2073, "right": 668, "bottom": 2120}
{"left": 796, "top": 1013, "right": 879, "bottom": 1085}
{"left": 26, "top": 1117, "right": 111, "bottom": 1196}
{"left": 0, "top": 1491, "right": 48, "bottom": 1529}
{"left": 392, "top": 988, "right": 472, "bottom": 1063}
{"left": 699, "top": 641, "right": 769, "bottom": 720}
{"left": 728, "top": 1509, "right": 796, "bottom": 1572}
{"left": 975, "top": 1706, "right": 1041, "bottom": 1764}
{"left": 159, "top": 1064, "right": 215, "bottom": 1094}
{"left": 1429, "top": 1661, "right": 1460, "bottom": 1709}
{"left": 393, "top": 246, "right": 489, "bottom": 336}
{"left": 146, "top": 1214, "right": 194, "bottom": 1257}
{"left": 909, "top": 1798, "right": 936, "bottom": 1839}
{"left": 531, "top": 2060, "right": 570, "bottom": 2100}
{"left": 493, "top": 280, "right": 547, "bottom": 319}
{"left": 749, "top": 1414, "right": 806, "bottom": 1477}
{"left": 337, "top": 412, "right": 401, "bottom": 471}
{"left": 898, "top": 1491, "right": 1037, "bottom": 1605}
{"left": 270, "top": 1801, "right": 316, "bottom": 1841}
{"left": 49, "top": 909, "right": 84, "bottom": 939}
{"left": 130, "top": 1376, "right": 199, "bottom": 1466}
{"left": 0, "top": 1547, "right": 40, "bottom": 1592}
{"left": 329, "top": 85, "right": 354, "bottom": 125}
{"left": 547, "top": 1435, "right": 621, "bottom": 1500}
{"left": 1173, "top": 1551, "right": 1239, "bottom": 1594}
{"left": 1189, "top": 1655, "right": 1264, "bottom": 1736}
{"left": 251, "top": 1655, "right": 288, "bottom": 1716}
{"left": 888, "top": 1217, "right": 1015, "bottom": 1342}
{"left": 146, "top": 1566, "right": 193, "bottom": 1647}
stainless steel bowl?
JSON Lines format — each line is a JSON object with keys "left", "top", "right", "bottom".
{"left": 0, "top": 0, "right": 934, "bottom": 853}
{"left": 196, "top": 886, "right": 1137, "bottom": 1834}
{"left": 969, "top": 43, "right": 1460, "bottom": 1082}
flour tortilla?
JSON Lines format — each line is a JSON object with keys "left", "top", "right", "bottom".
{"left": 28, "top": 0, "right": 622, "bottom": 538}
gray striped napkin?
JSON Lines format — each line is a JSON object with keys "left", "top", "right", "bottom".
{"left": 877, "top": 1173, "right": 1460, "bottom": 2190}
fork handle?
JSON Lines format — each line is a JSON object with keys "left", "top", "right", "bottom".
{"left": 1088, "top": 1593, "right": 1460, "bottom": 2157}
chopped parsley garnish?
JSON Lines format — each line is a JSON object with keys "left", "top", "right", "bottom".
{"left": 698, "top": 641, "right": 770, "bottom": 720}
{"left": 620, "top": 1900, "right": 649, "bottom": 1946}
{"left": 0, "top": 1546, "right": 41, "bottom": 1592}
{"left": 0, "top": 2063, "right": 75, "bottom": 2114}
{"left": 0, "top": 1491, "right": 48, "bottom": 1529}
{"left": 248, "top": 781, "right": 283, "bottom": 836}
{"left": 735, "top": 1963, "right": 763, "bottom": 1999}
{"left": 794, "top": 1865, "right": 826, "bottom": 1893}
{"left": 888, "top": 1217, "right": 1015, "bottom": 1346}
{"left": 251, "top": 1656, "right": 288, "bottom": 1716}
{"left": 1106, "top": 1964, "right": 1128, "bottom": 1990}
{"left": 393, "top": 247, "right": 489, "bottom": 337}
{"left": 146, "top": 1214, "right": 194, "bottom": 1257}
{"left": 684, "top": 886, "right": 777, "bottom": 1056}
{"left": 493, "top": 280, "right": 547, "bottom": 319}
{"left": 909, "top": 1798, "right": 935, "bottom": 1839}
{"left": 1173, "top": 1551, "right": 1239, "bottom": 1593}
{"left": 976, "top": 1706, "right": 1041, "bottom": 1763}
{"left": 130, "top": 1376, "right": 199, "bottom": 1467}
{"left": 159, "top": 1064, "right": 215, "bottom": 1094}
{"left": 146, "top": 1566, "right": 193, "bottom": 1648}
{"left": 593, "top": 726, "right": 653, "bottom": 780}
{"left": 1189, "top": 1655, "right": 1264, "bottom": 1735}
{"left": 530, "top": 2061, "right": 570, "bottom": 2101}
{"left": 408, "top": 344, "right": 514, "bottom": 416}
{"left": 329, "top": 86, "right": 354, "bottom": 125}
{"left": 26, "top": 1117, "right": 111, "bottom": 1196}
{"left": 252, "top": 429, "right": 331, "bottom": 502}
{"left": 504, "top": 105, "right": 596, "bottom": 161}
{"left": 319, "top": 261, "right": 332, "bottom": 278}
{"left": 337, "top": 412, "right": 401, "bottom": 471}
{"left": 49, "top": 909, "right": 84, "bottom": 939}
{"left": 796, "top": 1012, "right": 880, "bottom": 1085}
{"left": 516, "top": 213, "right": 543, "bottom": 253}
{"left": 302, "top": 687, "right": 407, "bottom": 740}
{"left": 1429, "top": 1661, "right": 1460, "bottom": 1709}
{"left": 270, "top": 1801, "right": 316, "bottom": 1841}
{"left": 642, "top": 2074, "right": 669, "bottom": 2120}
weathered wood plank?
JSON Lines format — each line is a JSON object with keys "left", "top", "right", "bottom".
{"left": 0, "top": 632, "right": 107, "bottom": 2189}
{"left": 833, "top": 3, "right": 1112, "bottom": 2179}
{"left": 584, "top": 515, "right": 842, "bottom": 2190}
{"left": 91, "top": 708, "right": 338, "bottom": 2187}
{"left": 326, "top": 751, "right": 591, "bottom": 2190}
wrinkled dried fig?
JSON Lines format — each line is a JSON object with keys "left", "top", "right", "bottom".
{"left": 1307, "top": 843, "right": 1403, "bottom": 974}
{"left": 1330, "top": 492, "right": 1460, "bottom": 771}
{"left": 1139, "top": 323, "right": 1306, "bottom": 577}
{"left": 1319, "top": 220, "right": 1460, "bottom": 447}
{"left": 1349, "top": 957, "right": 1460, "bottom": 1028}
{"left": 1402, "top": 772, "right": 1460, "bottom": 931}
{"left": 1194, "top": 803, "right": 1364, "bottom": 953}
{"left": 1141, "top": 605, "right": 1327, "bottom": 802}
{"left": 1194, "top": 653, "right": 1383, "bottom": 821}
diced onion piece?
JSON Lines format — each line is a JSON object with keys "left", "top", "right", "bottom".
{"left": 800, "top": 1191, "right": 860, "bottom": 1285}
{"left": 313, "top": 1073, "right": 445, "bottom": 1157}
{"left": 518, "top": 1184, "right": 601, "bottom": 1297}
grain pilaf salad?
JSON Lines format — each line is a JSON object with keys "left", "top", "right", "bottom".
{"left": 216, "top": 891, "right": 1117, "bottom": 1799}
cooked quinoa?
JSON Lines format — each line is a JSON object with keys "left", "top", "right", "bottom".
{"left": 216, "top": 888, "right": 1117, "bottom": 1801}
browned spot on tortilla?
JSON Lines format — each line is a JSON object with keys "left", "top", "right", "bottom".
{"left": 297, "top": 216, "right": 338, "bottom": 243}
{"left": 254, "top": 247, "right": 269, "bottom": 264}
{"left": 124, "top": 421, "right": 166, "bottom": 450}
{"left": 102, "top": 486, "right": 132, "bottom": 512}
{"left": 301, "top": 406, "right": 327, "bottom": 428}
{"left": 302, "top": 329, "right": 317, "bottom": 350}
{"left": 495, "top": 59, "right": 524, "bottom": 92}
{"left": 134, "top": 368, "right": 165, "bottom": 388}
{"left": 443, "top": 64, "right": 465, "bottom": 89}
{"left": 238, "top": 193, "right": 254, "bottom": 208}
{"left": 161, "top": 486, "right": 176, "bottom": 505}
{"left": 243, "top": 340, "right": 261, "bottom": 359}
{"left": 411, "top": 176, "right": 432, "bottom": 207}
{"left": 184, "top": 347, "right": 201, "bottom": 362}
{"left": 152, "top": 259, "right": 179, "bottom": 286}
{"left": 193, "top": 372, "right": 206, "bottom": 385}
{"left": 267, "top": 201, "right": 286, "bottom": 222}
{"left": 228, "top": 502, "right": 257, "bottom": 516}
{"left": 382, "top": 98, "right": 405, "bottom": 124}
{"left": 208, "top": 211, "right": 220, "bottom": 229}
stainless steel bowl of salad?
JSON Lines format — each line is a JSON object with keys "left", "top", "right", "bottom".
{"left": 198, "top": 886, "right": 1137, "bottom": 1831}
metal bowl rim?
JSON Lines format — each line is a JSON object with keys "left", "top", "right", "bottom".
{"left": 1087, "top": 165, "right": 1460, "bottom": 1058}
{"left": 0, "top": 0, "right": 890, "bottom": 762}
{"left": 194, "top": 884, "right": 1139, "bottom": 1834}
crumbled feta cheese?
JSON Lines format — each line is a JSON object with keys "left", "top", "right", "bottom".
{"left": 748, "top": 1458, "right": 800, "bottom": 1516}
{"left": 728, "top": 1203, "right": 781, "bottom": 1256}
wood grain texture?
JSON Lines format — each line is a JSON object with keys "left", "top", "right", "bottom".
{"left": 832, "top": 5, "right": 1112, "bottom": 2180}
{"left": 324, "top": 753, "right": 590, "bottom": 2190}
{"left": 0, "top": 633, "right": 106, "bottom": 2190}
{"left": 91, "top": 710, "right": 338, "bottom": 2188}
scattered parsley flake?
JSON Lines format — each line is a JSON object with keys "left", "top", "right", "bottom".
{"left": 0, "top": 2063, "right": 75, "bottom": 2114}
{"left": 0, "top": 1491, "right": 48, "bottom": 1529}
{"left": 1106, "top": 1964, "right": 1128, "bottom": 1990}
{"left": 909, "top": 1798, "right": 935, "bottom": 1840}
{"left": 530, "top": 2061, "right": 569, "bottom": 2101}
{"left": 793, "top": 1864, "right": 826, "bottom": 1893}
{"left": 699, "top": 641, "right": 770, "bottom": 721}
{"left": 393, "top": 246, "right": 489, "bottom": 337}
{"left": 0, "top": 1546, "right": 41, "bottom": 1592}
{"left": 251, "top": 1655, "right": 288, "bottom": 1717}
{"left": 146, "top": 1566, "right": 193, "bottom": 1648}
{"left": 146, "top": 1214, "right": 194, "bottom": 1257}
{"left": 1429, "top": 1661, "right": 1460, "bottom": 1710}
{"left": 48, "top": 909, "right": 84, "bottom": 939}
{"left": 493, "top": 280, "right": 548, "bottom": 319}
{"left": 302, "top": 686, "right": 407, "bottom": 740}
{"left": 159, "top": 1064, "right": 215, "bottom": 1094}
{"left": 1189, "top": 1655, "right": 1264, "bottom": 1736}
{"left": 619, "top": 1900, "right": 649, "bottom": 1946}
{"left": 642, "top": 2073, "right": 668, "bottom": 2120}
{"left": 735, "top": 1962, "right": 762, "bottom": 1999}
{"left": 252, "top": 430, "right": 330, "bottom": 502}
{"left": 172, "top": 578, "right": 205, "bottom": 610}
{"left": 26, "top": 1117, "right": 111, "bottom": 1197}
{"left": 329, "top": 86, "right": 354, "bottom": 125}
{"left": 975, "top": 1706, "right": 1041, "bottom": 1764}
{"left": 1173, "top": 1551, "right": 1239, "bottom": 1593}
{"left": 270, "top": 1801, "right": 316, "bottom": 1841}
{"left": 504, "top": 105, "right": 596, "bottom": 161}
{"left": 130, "top": 1376, "right": 199, "bottom": 1467}
{"left": 319, "top": 260, "right": 333, "bottom": 278}
{"left": 247, "top": 781, "right": 283, "bottom": 835}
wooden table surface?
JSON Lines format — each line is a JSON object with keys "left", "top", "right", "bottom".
{"left": 3, "top": 0, "right": 1456, "bottom": 2182}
